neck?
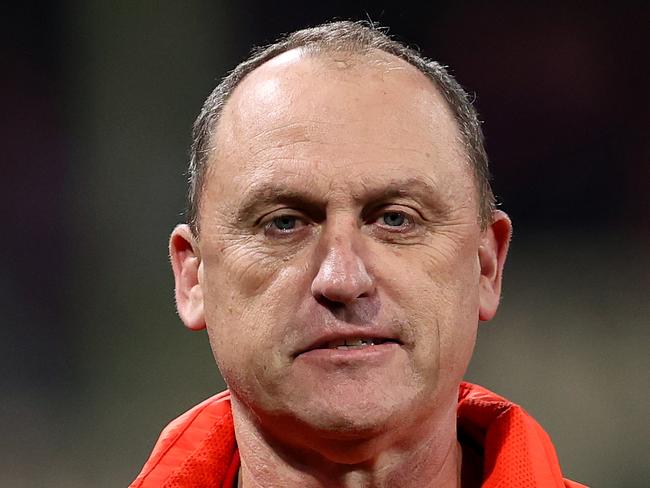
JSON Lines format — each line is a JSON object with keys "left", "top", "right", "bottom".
{"left": 231, "top": 396, "right": 462, "bottom": 488}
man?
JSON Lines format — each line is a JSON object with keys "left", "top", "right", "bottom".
{"left": 131, "top": 21, "right": 585, "bottom": 487}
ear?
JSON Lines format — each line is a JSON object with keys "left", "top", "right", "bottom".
{"left": 478, "top": 210, "right": 512, "bottom": 321}
{"left": 169, "top": 224, "right": 206, "bottom": 331}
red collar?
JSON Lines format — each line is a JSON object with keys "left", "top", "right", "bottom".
{"left": 130, "top": 383, "right": 585, "bottom": 487}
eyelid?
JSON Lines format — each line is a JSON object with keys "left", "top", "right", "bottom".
{"left": 367, "top": 206, "right": 425, "bottom": 237}
{"left": 256, "top": 207, "right": 304, "bottom": 226}
{"left": 260, "top": 210, "right": 309, "bottom": 237}
{"left": 368, "top": 204, "right": 421, "bottom": 222}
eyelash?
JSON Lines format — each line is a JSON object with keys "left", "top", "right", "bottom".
{"left": 263, "top": 213, "right": 306, "bottom": 237}
{"left": 372, "top": 209, "right": 414, "bottom": 231}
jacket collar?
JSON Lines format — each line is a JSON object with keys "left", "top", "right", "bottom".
{"left": 131, "top": 383, "right": 583, "bottom": 487}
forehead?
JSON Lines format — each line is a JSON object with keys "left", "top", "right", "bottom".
{"left": 218, "top": 47, "right": 461, "bottom": 145}
{"left": 204, "top": 47, "right": 474, "bottom": 212}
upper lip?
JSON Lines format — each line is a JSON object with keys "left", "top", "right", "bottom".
{"left": 294, "top": 327, "right": 402, "bottom": 357}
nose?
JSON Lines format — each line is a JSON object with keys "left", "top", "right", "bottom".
{"left": 311, "top": 232, "right": 375, "bottom": 305}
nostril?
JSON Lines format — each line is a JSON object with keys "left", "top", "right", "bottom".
{"left": 313, "top": 291, "right": 380, "bottom": 324}
{"left": 315, "top": 295, "right": 346, "bottom": 312}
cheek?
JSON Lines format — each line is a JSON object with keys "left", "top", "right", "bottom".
{"left": 424, "top": 242, "right": 480, "bottom": 377}
{"left": 381, "top": 230, "right": 480, "bottom": 312}
{"left": 200, "top": 231, "right": 293, "bottom": 313}
{"left": 200, "top": 246, "right": 308, "bottom": 382}
{"left": 380, "top": 236, "right": 480, "bottom": 371}
{"left": 221, "top": 246, "right": 285, "bottom": 298}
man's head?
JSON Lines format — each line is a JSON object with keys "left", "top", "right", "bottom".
{"left": 170, "top": 21, "right": 511, "bottom": 453}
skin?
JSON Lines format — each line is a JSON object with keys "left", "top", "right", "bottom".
{"left": 170, "top": 48, "right": 511, "bottom": 487}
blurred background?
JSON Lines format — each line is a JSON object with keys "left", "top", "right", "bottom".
{"left": 2, "top": 1, "right": 648, "bottom": 486}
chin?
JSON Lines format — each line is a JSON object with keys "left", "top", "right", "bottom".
{"left": 287, "top": 386, "right": 416, "bottom": 440}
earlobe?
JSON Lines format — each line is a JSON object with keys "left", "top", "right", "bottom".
{"left": 478, "top": 210, "right": 512, "bottom": 321}
{"left": 169, "top": 224, "right": 206, "bottom": 331}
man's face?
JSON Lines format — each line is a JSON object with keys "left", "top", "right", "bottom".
{"left": 177, "top": 49, "right": 505, "bottom": 439}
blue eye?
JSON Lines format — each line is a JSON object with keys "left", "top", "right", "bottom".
{"left": 272, "top": 215, "right": 297, "bottom": 231}
{"left": 382, "top": 212, "right": 405, "bottom": 227}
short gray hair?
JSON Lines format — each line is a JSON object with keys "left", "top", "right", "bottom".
{"left": 187, "top": 20, "right": 495, "bottom": 234}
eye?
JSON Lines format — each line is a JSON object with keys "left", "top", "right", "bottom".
{"left": 263, "top": 213, "right": 307, "bottom": 237}
{"left": 382, "top": 211, "right": 406, "bottom": 227}
{"left": 372, "top": 209, "right": 415, "bottom": 232}
{"left": 272, "top": 215, "right": 298, "bottom": 231}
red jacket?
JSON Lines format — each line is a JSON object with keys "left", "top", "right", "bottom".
{"left": 130, "top": 382, "right": 586, "bottom": 487}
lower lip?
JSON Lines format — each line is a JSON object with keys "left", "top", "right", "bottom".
{"left": 295, "top": 342, "right": 401, "bottom": 365}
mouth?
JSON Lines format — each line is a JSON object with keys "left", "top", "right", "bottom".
{"left": 296, "top": 335, "right": 403, "bottom": 357}
{"left": 321, "top": 337, "right": 399, "bottom": 350}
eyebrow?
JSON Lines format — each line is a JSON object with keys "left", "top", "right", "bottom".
{"left": 235, "top": 184, "right": 326, "bottom": 224}
{"left": 352, "top": 178, "right": 442, "bottom": 207}
{"left": 234, "top": 177, "right": 444, "bottom": 223}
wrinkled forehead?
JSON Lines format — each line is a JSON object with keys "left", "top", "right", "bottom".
{"left": 213, "top": 47, "right": 462, "bottom": 155}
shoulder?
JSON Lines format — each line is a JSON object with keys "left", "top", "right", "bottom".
{"left": 458, "top": 382, "right": 589, "bottom": 488}
{"left": 130, "top": 391, "right": 237, "bottom": 488}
